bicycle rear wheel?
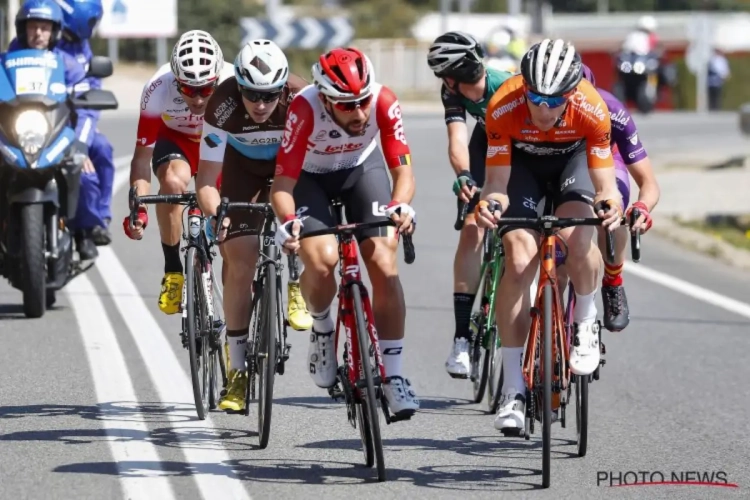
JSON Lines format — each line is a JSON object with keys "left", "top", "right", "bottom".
{"left": 487, "top": 325, "right": 504, "bottom": 414}
{"left": 352, "top": 284, "right": 386, "bottom": 482}
{"left": 186, "top": 246, "right": 210, "bottom": 420}
{"left": 541, "top": 283, "right": 553, "bottom": 488}
{"left": 575, "top": 374, "right": 589, "bottom": 456}
{"left": 256, "top": 259, "right": 278, "bottom": 449}
{"left": 471, "top": 315, "right": 490, "bottom": 403}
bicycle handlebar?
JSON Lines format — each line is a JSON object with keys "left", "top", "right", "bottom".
{"left": 300, "top": 219, "right": 416, "bottom": 265}
{"left": 128, "top": 187, "right": 197, "bottom": 227}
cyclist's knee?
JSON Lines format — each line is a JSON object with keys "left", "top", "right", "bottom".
{"left": 458, "top": 217, "right": 483, "bottom": 249}
{"left": 223, "top": 236, "right": 259, "bottom": 277}
{"left": 300, "top": 236, "right": 338, "bottom": 278}
{"left": 156, "top": 161, "right": 190, "bottom": 194}
{"left": 361, "top": 237, "right": 399, "bottom": 286}
{"left": 502, "top": 229, "right": 538, "bottom": 282}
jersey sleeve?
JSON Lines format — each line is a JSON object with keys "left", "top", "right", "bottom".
{"left": 375, "top": 86, "right": 412, "bottom": 169}
{"left": 441, "top": 84, "right": 466, "bottom": 125}
{"left": 610, "top": 107, "right": 647, "bottom": 165}
{"left": 199, "top": 122, "right": 228, "bottom": 163}
{"left": 585, "top": 114, "right": 615, "bottom": 169}
{"left": 484, "top": 96, "right": 513, "bottom": 168}
{"left": 275, "top": 95, "right": 315, "bottom": 180}
{"left": 135, "top": 75, "right": 167, "bottom": 148}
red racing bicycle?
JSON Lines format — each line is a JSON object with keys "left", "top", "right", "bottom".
{"left": 297, "top": 198, "right": 415, "bottom": 483}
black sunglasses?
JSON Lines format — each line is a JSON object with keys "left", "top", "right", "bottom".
{"left": 238, "top": 85, "right": 282, "bottom": 103}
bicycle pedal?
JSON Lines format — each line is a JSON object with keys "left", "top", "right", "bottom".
{"left": 500, "top": 428, "right": 523, "bottom": 437}
{"left": 389, "top": 410, "right": 415, "bottom": 423}
{"left": 448, "top": 372, "right": 469, "bottom": 380}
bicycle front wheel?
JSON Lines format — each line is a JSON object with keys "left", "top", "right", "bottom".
{"left": 541, "top": 283, "right": 553, "bottom": 488}
{"left": 352, "top": 284, "right": 386, "bottom": 482}
{"left": 257, "top": 259, "right": 278, "bottom": 449}
{"left": 186, "top": 246, "right": 210, "bottom": 420}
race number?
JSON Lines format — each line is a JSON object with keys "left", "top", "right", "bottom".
{"left": 15, "top": 67, "right": 48, "bottom": 95}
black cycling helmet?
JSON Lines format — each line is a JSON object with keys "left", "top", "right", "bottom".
{"left": 427, "top": 31, "right": 485, "bottom": 83}
{"left": 520, "top": 38, "right": 583, "bottom": 96}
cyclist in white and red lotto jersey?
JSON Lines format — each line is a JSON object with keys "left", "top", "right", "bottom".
{"left": 123, "top": 30, "right": 233, "bottom": 315}
{"left": 270, "top": 47, "right": 420, "bottom": 417}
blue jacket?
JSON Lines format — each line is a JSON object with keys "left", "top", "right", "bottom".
{"left": 6, "top": 37, "right": 97, "bottom": 154}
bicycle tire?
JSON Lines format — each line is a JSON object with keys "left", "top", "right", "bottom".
{"left": 542, "top": 283, "right": 553, "bottom": 489}
{"left": 472, "top": 318, "right": 490, "bottom": 403}
{"left": 575, "top": 374, "right": 589, "bottom": 456}
{"left": 257, "top": 258, "right": 278, "bottom": 449}
{"left": 352, "top": 284, "right": 386, "bottom": 482}
{"left": 186, "top": 246, "right": 209, "bottom": 420}
{"left": 488, "top": 327, "right": 504, "bottom": 414}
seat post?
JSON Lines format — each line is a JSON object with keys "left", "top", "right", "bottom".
{"left": 331, "top": 198, "right": 344, "bottom": 225}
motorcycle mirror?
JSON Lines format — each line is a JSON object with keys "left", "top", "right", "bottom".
{"left": 87, "top": 56, "right": 114, "bottom": 79}
{"left": 71, "top": 89, "right": 119, "bottom": 111}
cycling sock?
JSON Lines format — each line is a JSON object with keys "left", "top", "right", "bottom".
{"left": 501, "top": 346, "right": 525, "bottom": 395}
{"left": 574, "top": 289, "right": 598, "bottom": 323}
{"left": 162, "top": 243, "right": 183, "bottom": 274}
{"left": 380, "top": 339, "right": 404, "bottom": 378}
{"left": 226, "top": 330, "right": 249, "bottom": 372}
{"left": 311, "top": 307, "right": 334, "bottom": 333}
{"left": 603, "top": 262, "right": 624, "bottom": 287}
{"left": 453, "top": 293, "right": 475, "bottom": 340}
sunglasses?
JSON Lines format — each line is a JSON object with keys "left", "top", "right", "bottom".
{"left": 177, "top": 82, "right": 217, "bottom": 98}
{"left": 328, "top": 94, "right": 373, "bottom": 113}
{"left": 239, "top": 86, "right": 282, "bottom": 103}
{"left": 525, "top": 89, "right": 571, "bottom": 108}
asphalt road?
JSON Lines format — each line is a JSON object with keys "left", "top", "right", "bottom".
{"left": 0, "top": 113, "right": 748, "bottom": 499}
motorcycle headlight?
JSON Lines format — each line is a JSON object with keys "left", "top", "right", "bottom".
{"left": 15, "top": 110, "right": 49, "bottom": 156}
{"left": 633, "top": 61, "right": 646, "bottom": 74}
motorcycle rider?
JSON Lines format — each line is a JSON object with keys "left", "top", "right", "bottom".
{"left": 484, "top": 26, "right": 525, "bottom": 73}
{"left": 55, "top": 0, "right": 116, "bottom": 248}
{"left": 6, "top": 0, "right": 98, "bottom": 261}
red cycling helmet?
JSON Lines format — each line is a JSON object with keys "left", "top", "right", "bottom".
{"left": 312, "top": 47, "right": 372, "bottom": 100}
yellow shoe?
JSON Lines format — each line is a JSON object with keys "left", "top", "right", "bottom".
{"left": 219, "top": 369, "right": 247, "bottom": 412}
{"left": 287, "top": 281, "right": 313, "bottom": 331}
{"left": 158, "top": 272, "right": 184, "bottom": 315}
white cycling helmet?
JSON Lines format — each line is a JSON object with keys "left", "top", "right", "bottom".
{"left": 637, "top": 15, "right": 658, "bottom": 33}
{"left": 235, "top": 39, "right": 289, "bottom": 91}
{"left": 170, "top": 30, "right": 224, "bottom": 87}
{"left": 520, "top": 39, "right": 582, "bottom": 96}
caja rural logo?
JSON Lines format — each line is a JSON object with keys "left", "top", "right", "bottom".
{"left": 597, "top": 470, "right": 738, "bottom": 488}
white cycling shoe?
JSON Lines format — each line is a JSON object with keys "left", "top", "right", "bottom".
{"left": 308, "top": 329, "right": 337, "bottom": 388}
{"left": 569, "top": 320, "right": 601, "bottom": 376}
{"left": 494, "top": 388, "right": 526, "bottom": 432}
{"left": 445, "top": 338, "right": 471, "bottom": 377}
{"left": 383, "top": 376, "right": 420, "bottom": 415}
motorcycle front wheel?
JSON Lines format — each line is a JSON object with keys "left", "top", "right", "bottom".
{"left": 20, "top": 204, "right": 46, "bottom": 318}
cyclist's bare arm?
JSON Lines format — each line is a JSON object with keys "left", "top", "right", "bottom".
{"left": 196, "top": 159, "right": 223, "bottom": 217}
{"left": 480, "top": 165, "right": 511, "bottom": 212}
{"left": 590, "top": 166, "right": 622, "bottom": 208}
{"left": 447, "top": 121, "right": 470, "bottom": 176}
{"left": 270, "top": 176, "right": 298, "bottom": 221}
{"left": 130, "top": 145, "right": 153, "bottom": 198}
{"left": 626, "top": 158, "right": 660, "bottom": 211}
{"left": 389, "top": 165, "right": 415, "bottom": 205}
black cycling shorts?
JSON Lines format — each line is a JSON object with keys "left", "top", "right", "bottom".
{"left": 294, "top": 151, "right": 393, "bottom": 243}
{"left": 151, "top": 138, "right": 191, "bottom": 176}
{"left": 466, "top": 124, "right": 488, "bottom": 213}
{"left": 501, "top": 145, "right": 595, "bottom": 234}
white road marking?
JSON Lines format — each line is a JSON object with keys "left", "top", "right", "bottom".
{"left": 96, "top": 247, "right": 252, "bottom": 500}
{"left": 624, "top": 261, "right": 750, "bottom": 320}
{"left": 65, "top": 276, "right": 177, "bottom": 500}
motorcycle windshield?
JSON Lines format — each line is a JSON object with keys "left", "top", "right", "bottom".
{"left": 0, "top": 49, "right": 67, "bottom": 106}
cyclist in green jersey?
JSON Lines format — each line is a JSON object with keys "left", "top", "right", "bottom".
{"left": 427, "top": 31, "right": 512, "bottom": 378}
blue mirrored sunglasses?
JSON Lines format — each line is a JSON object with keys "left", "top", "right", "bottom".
{"left": 525, "top": 90, "right": 569, "bottom": 108}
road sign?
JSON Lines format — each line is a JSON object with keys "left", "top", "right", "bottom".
{"left": 99, "top": 0, "right": 177, "bottom": 38}
{"left": 239, "top": 17, "right": 354, "bottom": 50}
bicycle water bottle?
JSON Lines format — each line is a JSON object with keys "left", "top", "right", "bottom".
{"left": 188, "top": 208, "right": 201, "bottom": 239}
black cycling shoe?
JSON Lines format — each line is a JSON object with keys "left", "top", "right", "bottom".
{"left": 92, "top": 224, "right": 112, "bottom": 246}
{"left": 602, "top": 284, "right": 629, "bottom": 332}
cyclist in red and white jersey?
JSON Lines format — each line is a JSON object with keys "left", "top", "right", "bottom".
{"left": 271, "top": 47, "right": 420, "bottom": 417}
{"left": 123, "top": 30, "right": 233, "bottom": 315}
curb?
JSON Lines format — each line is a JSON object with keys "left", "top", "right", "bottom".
{"left": 652, "top": 217, "right": 750, "bottom": 272}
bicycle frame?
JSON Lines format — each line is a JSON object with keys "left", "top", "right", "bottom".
{"left": 334, "top": 235, "right": 386, "bottom": 395}
{"left": 479, "top": 228, "right": 503, "bottom": 348}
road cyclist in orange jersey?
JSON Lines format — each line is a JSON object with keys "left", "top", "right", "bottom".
{"left": 475, "top": 39, "right": 623, "bottom": 433}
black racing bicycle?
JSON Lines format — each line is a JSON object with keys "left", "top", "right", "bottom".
{"left": 128, "top": 188, "right": 227, "bottom": 420}
{"left": 215, "top": 196, "right": 293, "bottom": 449}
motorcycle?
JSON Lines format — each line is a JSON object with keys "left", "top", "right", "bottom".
{"left": 613, "top": 51, "right": 661, "bottom": 114}
{"left": 0, "top": 49, "right": 118, "bottom": 318}
{"left": 485, "top": 52, "right": 520, "bottom": 74}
